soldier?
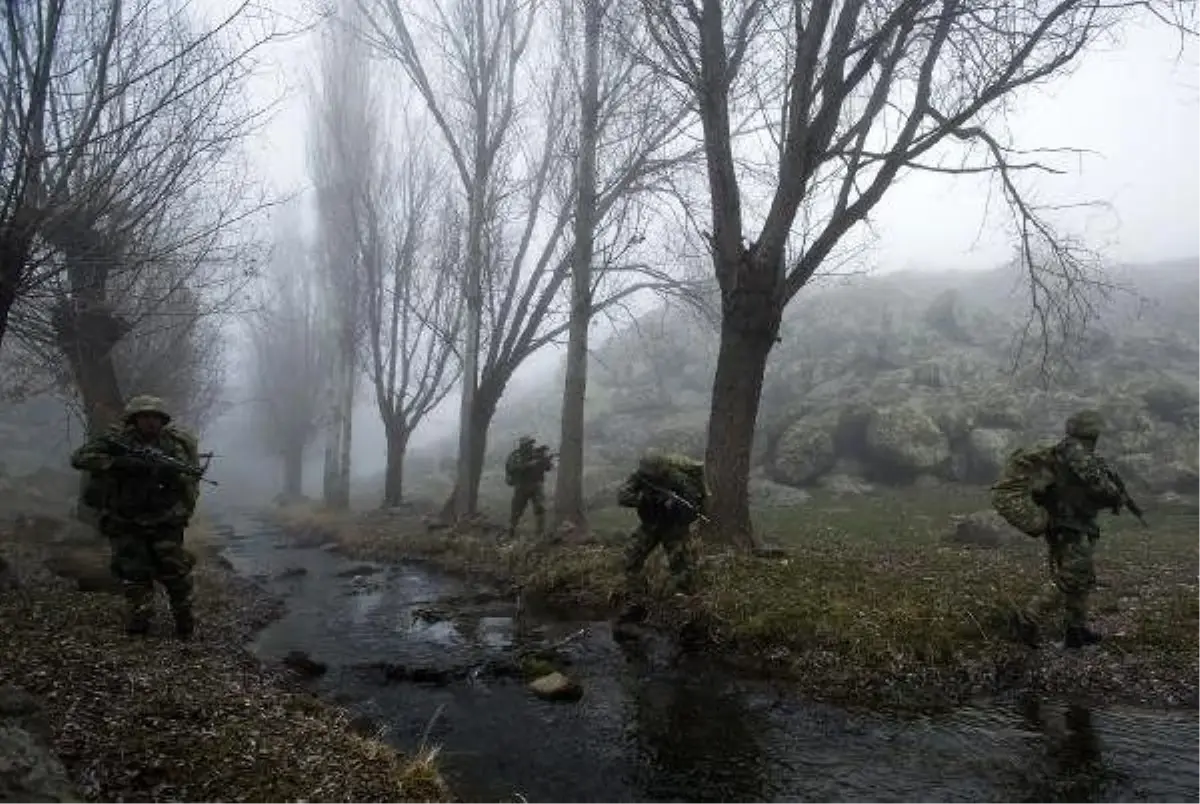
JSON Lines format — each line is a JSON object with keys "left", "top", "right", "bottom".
{"left": 504, "top": 435, "right": 554, "bottom": 540}
{"left": 1011, "top": 410, "right": 1126, "bottom": 649}
{"left": 70, "top": 396, "right": 202, "bottom": 640}
{"left": 617, "top": 452, "right": 705, "bottom": 622}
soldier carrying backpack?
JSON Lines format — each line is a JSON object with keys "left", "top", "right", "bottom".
{"left": 991, "top": 409, "right": 1140, "bottom": 649}
{"left": 504, "top": 436, "right": 556, "bottom": 540}
{"left": 615, "top": 450, "right": 708, "bottom": 624}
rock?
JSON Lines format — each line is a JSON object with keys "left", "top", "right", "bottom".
{"left": 963, "top": 428, "right": 1017, "bottom": 484}
{"left": 276, "top": 566, "right": 308, "bottom": 580}
{"left": 819, "top": 473, "right": 874, "bottom": 496}
{"left": 864, "top": 406, "right": 951, "bottom": 480}
{"left": 770, "top": 415, "right": 837, "bottom": 486}
{"left": 749, "top": 479, "right": 811, "bottom": 507}
{"left": 946, "top": 510, "right": 1023, "bottom": 548}
{"left": 1114, "top": 453, "right": 1200, "bottom": 496}
{"left": 1141, "top": 381, "right": 1198, "bottom": 426}
{"left": 527, "top": 672, "right": 583, "bottom": 702}
{"left": 282, "top": 650, "right": 327, "bottom": 678}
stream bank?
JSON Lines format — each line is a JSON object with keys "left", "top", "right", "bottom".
{"left": 223, "top": 511, "right": 1199, "bottom": 803}
{"left": 0, "top": 514, "right": 447, "bottom": 802}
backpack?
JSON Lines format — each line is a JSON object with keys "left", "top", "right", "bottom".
{"left": 990, "top": 442, "right": 1058, "bottom": 537}
{"left": 636, "top": 452, "right": 708, "bottom": 511}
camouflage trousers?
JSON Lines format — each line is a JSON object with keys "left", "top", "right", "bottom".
{"left": 624, "top": 522, "right": 695, "bottom": 595}
{"left": 1020, "top": 531, "right": 1097, "bottom": 631}
{"left": 509, "top": 484, "right": 546, "bottom": 537}
{"left": 103, "top": 521, "right": 196, "bottom": 622}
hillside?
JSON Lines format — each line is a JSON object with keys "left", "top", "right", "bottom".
{"left": 456, "top": 258, "right": 1198, "bottom": 504}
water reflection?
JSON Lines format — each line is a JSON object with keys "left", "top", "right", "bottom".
{"left": 1018, "top": 697, "right": 1121, "bottom": 802}
{"left": 625, "top": 658, "right": 772, "bottom": 802}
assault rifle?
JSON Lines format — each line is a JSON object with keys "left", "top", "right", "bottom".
{"left": 111, "top": 438, "right": 219, "bottom": 487}
{"left": 1102, "top": 465, "right": 1147, "bottom": 528}
{"left": 642, "top": 479, "right": 710, "bottom": 525}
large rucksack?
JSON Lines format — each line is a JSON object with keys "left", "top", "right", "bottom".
{"left": 636, "top": 452, "right": 708, "bottom": 512}
{"left": 990, "top": 442, "right": 1058, "bottom": 537}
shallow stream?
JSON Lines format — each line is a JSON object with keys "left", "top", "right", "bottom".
{"left": 217, "top": 512, "right": 1198, "bottom": 803}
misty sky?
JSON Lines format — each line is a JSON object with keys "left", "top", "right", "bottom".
{"left": 233, "top": 3, "right": 1199, "bottom": 272}
{"left": 196, "top": 0, "right": 1199, "bottom": 485}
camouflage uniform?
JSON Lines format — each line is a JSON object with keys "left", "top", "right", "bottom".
{"left": 506, "top": 436, "right": 554, "bottom": 539}
{"left": 1014, "top": 410, "right": 1124, "bottom": 649}
{"left": 617, "top": 459, "right": 701, "bottom": 598}
{"left": 70, "top": 396, "right": 201, "bottom": 639}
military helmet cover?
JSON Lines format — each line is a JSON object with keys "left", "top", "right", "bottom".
{"left": 124, "top": 395, "right": 172, "bottom": 424}
{"left": 1065, "top": 409, "right": 1105, "bottom": 439}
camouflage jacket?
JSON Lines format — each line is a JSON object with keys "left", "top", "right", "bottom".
{"left": 1044, "top": 436, "right": 1125, "bottom": 535}
{"left": 70, "top": 424, "right": 200, "bottom": 525}
{"left": 617, "top": 471, "right": 699, "bottom": 528}
{"left": 505, "top": 446, "right": 553, "bottom": 487}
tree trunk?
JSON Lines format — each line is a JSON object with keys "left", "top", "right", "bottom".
{"left": 336, "top": 351, "right": 354, "bottom": 510}
{"left": 282, "top": 440, "right": 304, "bottom": 499}
{"left": 440, "top": 376, "right": 504, "bottom": 523}
{"left": 0, "top": 249, "right": 21, "bottom": 351}
{"left": 322, "top": 347, "right": 343, "bottom": 508}
{"left": 382, "top": 424, "right": 408, "bottom": 508}
{"left": 553, "top": 0, "right": 602, "bottom": 533}
{"left": 52, "top": 300, "right": 127, "bottom": 432}
{"left": 704, "top": 273, "right": 782, "bottom": 550}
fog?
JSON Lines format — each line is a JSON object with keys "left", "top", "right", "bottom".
{"left": 3, "top": 0, "right": 1196, "bottom": 513}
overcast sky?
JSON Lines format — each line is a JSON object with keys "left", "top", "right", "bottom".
{"left": 198, "top": 0, "right": 1199, "bottom": 483}
{"left": 234, "top": 3, "right": 1199, "bottom": 273}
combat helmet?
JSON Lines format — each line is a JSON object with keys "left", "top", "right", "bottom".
{"left": 124, "top": 395, "right": 172, "bottom": 424}
{"left": 1065, "top": 409, "right": 1105, "bottom": 440}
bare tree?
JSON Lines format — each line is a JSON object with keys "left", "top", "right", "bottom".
{"left": 551, "top": 0, "right": 704, "bottom": 531}
{"left": 110, "top": 278, "right": 227, "bottom": 433}
{"left": 356, "top": 0, "right": 697, "bottom": 521}
{"left": 637, "top": 0, "right": 1196, "bottom": 549}
{"left": 1, "top": 0, "right": 277, "bottom": 432}
{"left": 308, "top": 5, "right": 372, "bottom": 510}
{"left": 247, "top": 208, "right": 327, "bottom": 500}
{"left": 360, "top": 121, "right": 465, "bottom": 508}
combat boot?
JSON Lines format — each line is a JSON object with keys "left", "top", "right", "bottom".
{"left": 1064, "top": 625, "right": 1102, "bottom": 649}
{"left": 173, "top": 608, "right": 195, "bottom": 641}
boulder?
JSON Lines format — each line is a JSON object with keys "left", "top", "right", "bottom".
{"left": 770, "top": 415, "right": 837, "bottom": 486}
{"left": 749, "top": 479, "right": 811, "bottom": 508}
{"left": 963, "top": 428, "right": 1018, "bottom": 484}
{"left": 528, "top": 672, "right": 583, "bottom": 702}
{"left": 1114, "top": 453, "right": 1200, "bottom": 496}
{"left": 818, "top": 473, "right": 874, "bottom": 496}
{"left": 864, "top": 406, "right": 951, "bottom": 480}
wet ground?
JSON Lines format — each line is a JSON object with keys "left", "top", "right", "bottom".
{"left": 218, "top": 512, "right": 1199, "bottom": 803}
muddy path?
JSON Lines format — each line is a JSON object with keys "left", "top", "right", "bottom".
{"left": 216, "top": 511, "right": 1198, "bottom": 803}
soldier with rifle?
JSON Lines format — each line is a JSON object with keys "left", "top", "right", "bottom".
{"left": 1010, "top": 410, "right": 1147, "bottom": 650}
{"left": 70, "top": 395, "right": 215, "bottom": 640}
{"left": 504, "top": 436, "right": 556, "bottom": 540}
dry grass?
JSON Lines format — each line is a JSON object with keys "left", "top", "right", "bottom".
{"left": 277, "top": 488, "right": 1199, "bottom": 710}
{"left": 0, "top": 515, "right": 449, "bottom": 803}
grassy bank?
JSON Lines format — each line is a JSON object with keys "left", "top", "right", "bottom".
{"left": 275, "top": 487, "right": 1198, "bottom": 711}
{"left": 0, "top": 515, "right": 447, "bottom": 802}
